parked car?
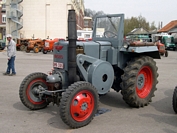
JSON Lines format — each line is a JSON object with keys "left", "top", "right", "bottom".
{"left": 43, "top": 38, "right": 65, "bottom": 54}
{"left": 0, "top": 40, "right": 6, "bottom": 50}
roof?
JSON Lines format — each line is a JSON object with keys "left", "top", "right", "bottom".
{"left": 127, "top": 28, "right": 149, "bottom": 35}
{"left": 169, "top": 27, "right": 177, "bottom": 33}
{"left": 149, "top": 29, "right": 158, "bottom": 34}
{"left": 158, "top": 20, "right": 177, "bottom": 33}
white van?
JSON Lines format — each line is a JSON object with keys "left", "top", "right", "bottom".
{"left": 77, "top": 30, "right": 92, "bottom": 40}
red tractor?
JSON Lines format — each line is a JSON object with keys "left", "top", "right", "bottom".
{"left": 156, "top": 41, "right": 168, "bottom": 57}
{"left": 43, "top": 38, "right": 65, "bottom": 54}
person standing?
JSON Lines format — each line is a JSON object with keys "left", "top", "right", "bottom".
{"left": 3, "top": 34, "right": 16, "bottom": 76}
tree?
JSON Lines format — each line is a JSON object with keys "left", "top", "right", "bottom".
{"left": 84, "top": 8, "right": 105, "bottom": 21}
{"left": 150, "top": 22, "right": 156, "bottom": 30}
{"left": 124, "top": 15, "right": 157, "bottom": 35}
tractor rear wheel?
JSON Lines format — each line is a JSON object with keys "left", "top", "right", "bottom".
{"left": 20, "top": 45, "right": 26, "bottom": 51}
{"left": 33, "top": 46, "right": 39, "bottom": 53}
{"left": 19, "top": 72, "right": 48, "bottom": 110}
{"left": 172, "top": 87, "right": 177, "bottom": 113}
{"left": 60, "top": 81, "right": 99, "bottom": 128}
{"left": 121, "top": 56, "right": 158, "bottom": 107}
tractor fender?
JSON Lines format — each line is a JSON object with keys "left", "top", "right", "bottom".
{"left": 120, "top": 46, "right": 160, "bottom": 59}
{"left": 77, "top": 54, "right": 114, "bottom": 94}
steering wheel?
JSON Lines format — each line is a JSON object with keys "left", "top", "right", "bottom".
{"left": 103, "top": 31, "right": 117, "bottom": 38}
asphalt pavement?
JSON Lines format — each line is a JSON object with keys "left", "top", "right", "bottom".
{"left": 0, "top": 50, "right": 177, "bottom": 133}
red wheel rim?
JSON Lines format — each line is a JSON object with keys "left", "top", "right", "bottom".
{"left": 136, "top": 66, "right": 153, "bottom": 98}
{"left": 26, "top": 78, "right": 46, "bottom": 104}
{"left": 70, "top": 90, "right": 95, "bottom": 122}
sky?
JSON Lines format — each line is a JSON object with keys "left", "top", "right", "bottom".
{"left": 84, "top": 0, "right": 177, "bottom": 27}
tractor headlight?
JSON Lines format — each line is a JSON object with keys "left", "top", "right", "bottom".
{"left": 123, "top": 41, "right": 129, "bottom": 49}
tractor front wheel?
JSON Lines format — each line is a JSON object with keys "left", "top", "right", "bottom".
{"left": 43, "top": 50, "right": 47, "bottom": 54}
{"left": 25, "top": 48, "right": 30, "bottom": 53}
{"left": 121, "top": 56, "right": 158, "bottom": 107}
{"left": 172, "top": 87, "right": 177, "bottom": 113}
{"left": 160, "top": 53, "right": 164, "bottom": 56}
{"left": 33, "top": 46, "right": 39, "bottom": 53}
{"left": 165, "top": 51, "right": 168, "bottom": 57}
{"left": 19, "top": 72, "right": 49, "bottom": 110}
{"left": 60, "top": 81, "right": 99, "bottom": 128}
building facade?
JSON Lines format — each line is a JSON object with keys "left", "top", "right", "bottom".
{"left": 5, "top": 0, "right": 85, "bottom": 40}
{"left": 0, "top": 0, "right": 6, "bottom": 40}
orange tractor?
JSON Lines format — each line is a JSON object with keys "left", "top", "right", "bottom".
{"left": 26, "top": 39, "right": 45, "bottom": 53}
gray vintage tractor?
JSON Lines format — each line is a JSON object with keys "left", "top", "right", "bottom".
{"left": 172, "top": 86, "right": 177, "bottom": 113}
{"left": 19, "top": 10, "right": 160, "bottom": 128}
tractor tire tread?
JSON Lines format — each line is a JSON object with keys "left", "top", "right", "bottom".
{"left": 121, "top": 56, "right": 158, "bottom": 108}
{"left": 172, "top": 87, "right": 177, "bottom": 113}
{"left": 19, "top": 72, "right": 48, "bottom": 110}
{"left": 59, "top": 81, "right": 99, "bottom": 128}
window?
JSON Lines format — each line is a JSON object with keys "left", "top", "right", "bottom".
{"left": 84, "top": 20, "right": 89, "bottom": 27}
{"left": 2, "top": 15, "right": 6, "bottom": 23}
{"left": 2, "top": 0, "right": 6, "bottom": 3}
{"left": 2, "top": 4, "right": 6, "bottom": 8}
{"left": 84, "top": 34, "right": 91, "bottom": 38}
{"left": 77, "top": 32, "right": 81, "bottom": 36}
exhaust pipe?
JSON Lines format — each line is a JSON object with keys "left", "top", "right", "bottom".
{"left": 68, "top": 10, "right": 77, "bottom": 84}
